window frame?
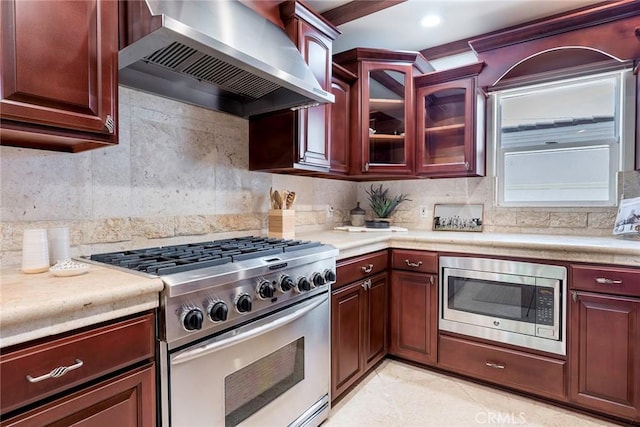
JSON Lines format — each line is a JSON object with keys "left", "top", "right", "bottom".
{"left": 490, "top": 68, "right": 635, "bottom": 208}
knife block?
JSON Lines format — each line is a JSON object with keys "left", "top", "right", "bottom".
{"left": 268, "top": 209, "right": 295, "bottom": 239}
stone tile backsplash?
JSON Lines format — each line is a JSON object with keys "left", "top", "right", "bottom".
{"left": 1, "top": 87, "right": 638, "bottom": 265}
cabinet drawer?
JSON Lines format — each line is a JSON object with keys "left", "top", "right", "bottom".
{"left": 0, "top": 313, "right": 154, "bottom": 415}
{"left": 335, "top": 250, "right": 388, "bottom": 288}
{"left": 391, "top": 250, "right": 437, "bottom": 273}
{"left": 571, "top": 264, "right": 640, "bottom": 297}
{"left": 438, "top": 335, "right": 566, "bottom": 401}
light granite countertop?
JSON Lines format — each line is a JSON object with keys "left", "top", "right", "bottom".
{"left": 297, "top": 229, "right": 640, "bottom": 266}
{"left": 1, "top": 230, "right": 637, "bottom": 349}
{"left": 0, "top": 263, "right": 163, "bottom": 349}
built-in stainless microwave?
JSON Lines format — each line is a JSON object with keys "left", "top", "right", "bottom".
{"left": 440, "top": 256, "right": 567, "bottom": 355}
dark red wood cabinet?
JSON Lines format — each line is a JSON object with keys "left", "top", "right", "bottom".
{"left": 414, "top": 63, "right": 485, "bottom": 177}
{"left": 0, "top": 313, "right": 156, "bottom": 426}
{"left": 331, "top": 251, "right": 388, "bottom": 401}
{"left": 333, "top": 48, "right": 431, "bottom": 177}
{"left": 249, "top": 1, "right": 339, "bottom": 173}
{"left": 389, "top": 250, "right": 438, "bottom": 365}
{"left": 0, "top": 0, "right": 118, "bottom": 152}
{"left": 329, "top": 63, "right": 357, "bottom": 175}
{"left": 569, "top": 264, "right": 640, "bottom": 423}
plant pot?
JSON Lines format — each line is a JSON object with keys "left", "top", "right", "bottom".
{"left": 365, "top": 219, "right": 391, "bottom": 229}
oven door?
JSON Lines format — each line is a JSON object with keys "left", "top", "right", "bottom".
{"left": 168, "top": 293, "right": 330, "bottom": 427}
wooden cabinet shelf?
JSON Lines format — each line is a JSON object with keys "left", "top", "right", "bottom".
{"left": 424, "top": 123, "right": 466, "bottom": 133}
{"left": 370, "top": 134, "right": 405, "bottom": 140}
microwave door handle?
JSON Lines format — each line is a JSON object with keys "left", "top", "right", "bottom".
{"left": 171, "top": 296, "right": 325, "bottom": 365}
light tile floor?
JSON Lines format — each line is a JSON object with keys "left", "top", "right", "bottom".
{"left": 325, "top": 359, "right": 622, "bottom": 427}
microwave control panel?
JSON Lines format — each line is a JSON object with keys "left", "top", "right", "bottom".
{"left": 535, "top": 287, "right": 555, "bottom": 326}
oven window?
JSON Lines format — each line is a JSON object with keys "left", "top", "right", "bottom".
{"left": 225, "top": 338, "right": 304, "bottom": 427}
{"left": 448, "top": 277, "right": 537, "bottom": 323}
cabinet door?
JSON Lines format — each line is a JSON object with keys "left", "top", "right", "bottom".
{"left": 0, "top": 0, "right": 118, "bottom": 150}
{"left": 360, "top": 62, "right": 414, "bottom": 175}
{"left": 636, "top": 66, "right": 639, "bottom": 171}
{"left": 569, "top": 292, "right": 640, "bottom": 422}
{"left": 330, "top": 75, "right": 351, "bottom": 174}
{"left": 295, "top": 21, "right": 332, "bottom": 169}
{"left": 364, "top": 272, "right": 388, "bottom": 370}
{"left": 1, "top": 363, "right": 156, "bottom": 427}
{"left": 390, "top": 270, "right": 437, "bottom": 365}
{"left": 416, "top": 77, "right": 483, "bottom": 177}
{"left": 331, "top": 281, "right": 365, "bottom": 400}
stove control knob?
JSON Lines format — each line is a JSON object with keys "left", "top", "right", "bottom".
{"left": 297, "top": 277, "right": 312, "bottom": 293}
{"left": 258, "top": 280, "right": 275, "bottom": 299}
{"left": 181, "top": 308, "right": 204, "bottom": 331}
{"left": 324, "top": 269, "right": 336, "bottom": 283}
{"left": 312, "top": 272, "right": 326, "bottom": 287}
{"left": 208, "top": 301, "right": 229, "bottom": 322}
{"left": 236, "top": 294, "right": 252, "bottom": 313}
{"left": 280, "top": 275, "right": 295, "bottom": 292}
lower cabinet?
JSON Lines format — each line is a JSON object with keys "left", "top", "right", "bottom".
{"left": 0, "top": 312, "right": 156, "bottom": 426}
{"left": 389, "top": 270, "right": 437, "bottom": 365}
{"left": 1, "top": 363, "right": 155, "bottom": 427}
{"left": 569, "top": 263, "right": 640, "bottom": 423}
{"left": 331, "top": 250, "right": 389, "bottom": 401}
{"left": 438, "top": 334, "right": 567, "bottom": 401}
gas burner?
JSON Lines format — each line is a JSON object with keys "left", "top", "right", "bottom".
{"left": 89, "top": 236, "right": 321, "bottom": 276}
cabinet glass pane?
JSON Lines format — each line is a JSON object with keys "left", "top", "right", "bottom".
{"left": 423, "top": 87, "right": 466, "bottom": 165}
{"left": 368, "top": 69, "right": 405, "bottom": 164}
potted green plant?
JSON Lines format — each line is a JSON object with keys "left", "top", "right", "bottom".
{"left": 365, "top": 184, "right": 411, "bottom": 228}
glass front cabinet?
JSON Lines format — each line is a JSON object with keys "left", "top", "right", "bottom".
{"left": 334, "top": 48, "right": 431, "bottom": 176}
{"left": 415, "top": 62, "right": 486, "bottom": 177}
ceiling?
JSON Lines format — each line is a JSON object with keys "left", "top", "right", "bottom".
{"left": 305, "top": 0, "right": 603, "bottom": 57}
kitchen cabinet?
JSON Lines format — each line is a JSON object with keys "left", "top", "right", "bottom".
{"left": 331, "top": 250, "right": 388, "bottom": 401}
{"left": 569, "top": 264, "right": 640, "bottom": 423}
{"left": 0, "top": 312, "right": 156, "bottom": 425}
{"left": 249, "top": 1, "right": 339, "bottom": 173}
{"left": 389, "top": 250, "right": 438, "bottom": 365}
{"left": 333, "top": 48, "right": 431, "bottom": 177}
{"left": 438, "top": 335, "right": 567, "bottom": 401}
{"left": 329, "top": 63, "right": 357, "bottom": 175}
{"left": 0, "top": 0, "right": 118, "bottom": 152}
{"left": 415, "top": 63, "right": 486, "bottom": 177}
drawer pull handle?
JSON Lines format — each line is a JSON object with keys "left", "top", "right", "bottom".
{"left": 361, "top": 264, "right": 373, "bottom": 274}
{"left": 485, "top": 361, "right": 505, "bottom": 369}
{"left": 26, "top": 359, "right": 83, "bottom": 383}
{"left": 595, "top": 277, "right": 623, "bottom": 285}
{"left": 405, "top": 260, "right": 423, "bottom": 268}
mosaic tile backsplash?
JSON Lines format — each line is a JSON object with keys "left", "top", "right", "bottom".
{"left": 1, "top": 87, "right": 638, "bottom": 265}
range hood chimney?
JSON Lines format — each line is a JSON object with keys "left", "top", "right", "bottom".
{"left": 119, "top": 0, "right": 334, "bottom": 118}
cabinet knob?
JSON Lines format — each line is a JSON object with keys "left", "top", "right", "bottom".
{"left": 464, "top": 161, "right": 470, "bottom": 170}
{"left": 365, "top": 163, "right": 370, "bottom": 172}
{"left": 361, "top": 264, "right": 373, "bottom": 274}
{"left": 104, "top": 115, "right": 115, "bottom": 134}
{"left": 361, "top": 279, "right": 372, "bottom": 290}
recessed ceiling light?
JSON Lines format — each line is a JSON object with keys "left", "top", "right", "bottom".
{"left": 420, "top": 14, "right": 442, "bottom": 28}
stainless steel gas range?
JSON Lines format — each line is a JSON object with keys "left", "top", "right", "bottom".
{"left": 87, "top": 236, "right": 338, "bottom": 427}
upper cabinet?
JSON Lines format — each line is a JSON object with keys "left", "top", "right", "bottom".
{"left": 330, "top": 63, "right": 358, "bottom": 175}
{"left": 334, "top": 48, "right": 432, "bottom": 177}
{"left": 0, "top": 0, "right": 118, "bottom": 152}
{"left": 249, "top": 1, "right": 339, "bottom": 173}
{"left": 415, "top": 63, "right": 485, "bottom": 177}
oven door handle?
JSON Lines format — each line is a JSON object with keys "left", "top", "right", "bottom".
{"left": 171, "top": 295, "right": 326, "bottom": 365}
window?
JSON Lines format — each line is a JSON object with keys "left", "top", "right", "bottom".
{"left": 492, "top": 69, "right": 634, "bottom": 207}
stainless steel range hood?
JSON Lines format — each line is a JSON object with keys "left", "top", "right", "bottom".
{"left": 119, "top": 0, "right": 334, "bottom": 118}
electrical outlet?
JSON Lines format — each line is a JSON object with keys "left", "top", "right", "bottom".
{"left": 419, "top": 206, "right": 428, "bottom": 218}
{"left": 327, "top": 205, "right": 334, "bottom": 218}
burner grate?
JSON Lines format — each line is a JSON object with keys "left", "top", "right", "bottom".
{"left": 89, "top": 237, "right": 323, "bottom": 275}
